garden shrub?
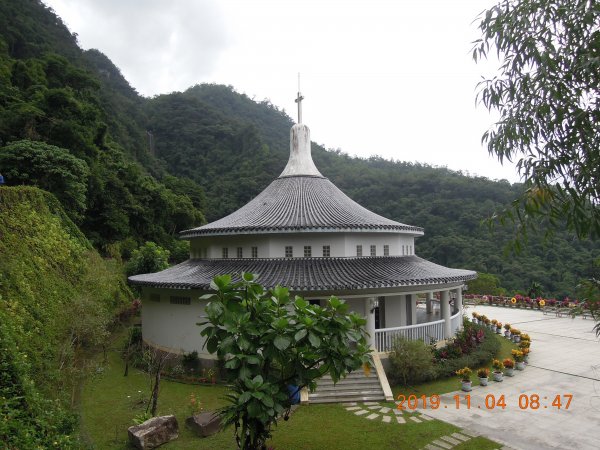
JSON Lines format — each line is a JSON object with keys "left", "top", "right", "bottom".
{"left": 387, "top": 337, "right": 436, "bottom": 386}
{"left": 433, "top": 322, "right": 500, "bottom": 378}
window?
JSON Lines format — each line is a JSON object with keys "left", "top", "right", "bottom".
{"left": 370, "top": 245, "right": 376, "bottom": 256}
{"left": 285, "top": 246, "right": 293, "bottom": 258}
{"left": 322, "top": 245, "right": 331, "bottom": 257}
{"left": 309, "top": 299, "right": 321, "bottom": 306}
{"left": 252, "top": 246, "right": 258, "bottom": 258}
{"left": 356, "top": 244, "right": 362, "bottom": 257}
{"left": 222, "top": 248, "right": 228, "bottom": 259}
{"left": 149, "top": 293, "right": 160, "bottom": 302}
{"left": 237, "top": 247, "right": 243, "bottom": 258}
{"left": 202, "top": 248, "right": 207, "bottom": 258}
{"left": 170, "top": 296, "right": 191, "bottom": 305}
{"left": 304, "top": 246, "right": 312, "bottom": 257}
{"left": 384, "top": 245, "right": 389, "bottom": 256}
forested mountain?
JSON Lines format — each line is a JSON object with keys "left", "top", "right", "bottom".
{"left": 0, "top": 0, "right": 597, "bottom": 297}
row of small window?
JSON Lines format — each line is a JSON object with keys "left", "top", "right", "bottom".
{"left": 149, "top": 294, "right": 191, "bottom": 305}
{"left": 222, "top": 247, "right": 259, "bottom": 258}
{"left": 217, "top": 244, "right": 413, "bottom": 259}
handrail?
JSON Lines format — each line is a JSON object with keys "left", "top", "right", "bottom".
{"left": 377, "top": 319, "right": 444, "bottom": 333}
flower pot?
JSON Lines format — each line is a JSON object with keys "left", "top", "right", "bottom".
{"left": 492, "top": 371, "right": 503, "bottom": 382}
{"left": 505, "top": 367, "right": 515, "bottom": 377}
{"left": 479, "top": 377, "right": 489, "bottom": 386}
{"left": 516, "top": 361, "right": 526, "bottom": 371}
{"left": 523, "top": 355, "right": 529, "bottom": 363}
{"left": 504, "top": 331, "right": 511, "bottom": 338}
{"left": 513, "top": 335, "right": 521, "bottom": 343}
{"left": 461, "top": 381, "right": 472, "bottom": 392}
{"left": 496, "top": 327, "right": 502, "bottom": 334}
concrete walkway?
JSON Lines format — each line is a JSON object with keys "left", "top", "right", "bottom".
{"left": 417, "top": 305, "right": 600, "bottom": 450}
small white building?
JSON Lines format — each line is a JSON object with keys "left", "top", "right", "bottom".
{"left": 129, "top": 95, "right": 476, "bottom": 360}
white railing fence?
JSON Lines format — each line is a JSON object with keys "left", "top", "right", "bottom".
{"left": 451, "top": 311, "right": 463, "bottom": 334}
{"left": 374, "top": 311, "right": 464, "bottom": 352}
{"left": 374, "top": 319, "right": 444, "bottom": 352}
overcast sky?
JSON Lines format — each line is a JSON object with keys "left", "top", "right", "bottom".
{"left": 43, "top": 0, "right": 519, "bottom": 182}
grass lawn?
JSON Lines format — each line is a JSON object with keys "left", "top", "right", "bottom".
{"left": 79, "top": 333, "right": 502, "bottom": 449}
{"left": 391, "top": 332, "right": 518, "bottom": 398}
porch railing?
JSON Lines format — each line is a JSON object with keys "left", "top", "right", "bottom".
{"left": 374, "top": 319, "right": 444, "bottom": 352}
{"left": 373, "top": 311, "right": 464, "bottom": 352}
{"left": 451, "top": 310, "right": 462, "bottom": 334}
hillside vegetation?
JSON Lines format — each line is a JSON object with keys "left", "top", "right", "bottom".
{"left": 0, "top": 186, "right": 132, "bottom": 448}
{"left": 0, "top": 0, "right": 597, "bottom": 297}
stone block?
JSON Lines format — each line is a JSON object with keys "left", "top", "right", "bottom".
{"left": 128, "top": 415, "right": 179, "bottom": 449}
{"left": 185, "top": 412, "right": 221, "bottom": 438}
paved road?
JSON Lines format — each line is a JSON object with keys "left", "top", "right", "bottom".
{"left": 417, "top": 305, "right": 600, "bottom": 450}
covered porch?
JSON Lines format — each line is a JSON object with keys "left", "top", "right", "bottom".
{"left": 357, "top": 286, "right": 465, "bottom": 352}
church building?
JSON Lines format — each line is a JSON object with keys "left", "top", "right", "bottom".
{"left": 129, "top": 93, "right": 476, "bottom": 362}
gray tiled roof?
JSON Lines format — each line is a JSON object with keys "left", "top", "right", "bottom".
{"left": 128, "top": 256, "right": 476, "bottom": 291}
{"left": 180, "top": 176, "right": 423, "bottom": 238}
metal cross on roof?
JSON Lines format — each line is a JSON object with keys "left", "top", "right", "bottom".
{"left": 295, "top": 91, "right": 304, "bottom": 124}
{"left": 295, "top": 73, "right": 304, "bottom": 124}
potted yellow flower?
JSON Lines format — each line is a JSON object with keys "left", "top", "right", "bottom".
{"left": 456, "top": 367, "right": 473, "bottom": 391}
{"left": 503, "top": 323, "right": 512, "bottom": 338}
{"left": 521, "top": 347, "right": 530, "bottom": 363}
{"left": 477, "top": 368, "right": 490, "bottom": 386}
{"left": 472, "top": 312, "right": 479, "bottom": 323}
{"left": 496, "top": 321, "right": 503, "bottom": 334}
{"left": 511, "top": 350, "right": 526, "bottom": 370}
{"left": 510, "top": 328, "right": 521, "bottom": 343}
{"left": 503, "top": 358, "right": 515, "bottom": 377}
{"left": 492, "top": 359, "right": 503, "bottom": 382}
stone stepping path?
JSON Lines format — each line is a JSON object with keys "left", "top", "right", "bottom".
{"left": 344, "top": 401, "right": 431, "bottom": 425}
{"left": 343, "top": 402, "right": 499, "bottom": 449}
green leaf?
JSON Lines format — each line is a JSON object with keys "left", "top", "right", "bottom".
{"left": 273, "top": 317, "right": 288, "bottom": 329}
{"left": 238, "top": 391, "right": 252, "bottom": 404}
{"left": 211, "top": 274, "right": 231, "bottom": 291}
{"left": 274, "top": 335, "right": 291, "bottom": 351}
{"left": 245, "top": 355, "right": 261, "bottom": 365}
{"left": 294, "top": 297, "right": 309, "bottom": 308}
{"left": 252, "top": 374, "right": 264, "bottom": 386}
{"left": 206, "top": 336, "right": 218, "bottom": 354}
{"left": 294, "top": 329, "right": 307, "bottom": 342}
{"left": 261, "top": 396, "right": 274, "bottom": 408}
{"left": 308, "top": 332, "right": 321, "bottom": 348}
{"left": 242, "top": 272, "right": 256, "bottom": 282}
{"left": 224, "top": 358, "right": 240, "bottom": 369}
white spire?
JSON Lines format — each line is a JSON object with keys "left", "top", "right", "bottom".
{"left": 279, "top": 90, "right": 322, "bottom": 178}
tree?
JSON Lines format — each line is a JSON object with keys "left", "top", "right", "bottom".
{"left": 473, "top": 0, "right": 600, "bottom": 241}
{"left": 0, "top": 139, "right": 89, "bottom": 222}
{"left": 125, "top": 242, "right": 170, "bottom": 276}
{"left": 199, "top": 274, "right": 371, "bottom": 450}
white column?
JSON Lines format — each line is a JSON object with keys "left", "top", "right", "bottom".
{"left": 408, "top": 295, "right": 417, "bottom": 325}
{"left": 454, "top": 287, "right": 463, "bottom": 330}
{"left": 383, "top": 295, "right": 405, "bottom": 328}
{"left": 364, "top": 297, "right": 376, "bottom": 351}
{"left": 441, "top": 290, "right": 451, "bottom": 339}
{"left": 426, "top": 292, "right": 433, "bottom": 314}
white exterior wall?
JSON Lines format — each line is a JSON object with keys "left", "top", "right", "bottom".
{"left": 142, "top": 288, "right": 213, "bottom": 357}
{"left": 189, "top": 232, "right": 417, "bottom": 259}
{"left": 384, "top": 295, "right": 407, "bottom": 327}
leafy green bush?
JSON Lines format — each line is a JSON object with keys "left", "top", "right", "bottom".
{"left": 433, "top": 323, "right": 500, "bottom": 378}
{"left": 387, "top": 337, "right": 436, "bottom": 386}
{"left": 125, "top": 241, "right": 170, "bottom": 276}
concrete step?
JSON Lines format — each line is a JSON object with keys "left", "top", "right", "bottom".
{"left": 314, "top": 383, "right": 382, "bottom": 392}
{"left": 317, "top": 377, "right": 379, "bottom": 389}
{"left": 308, "top": 366, "right": 386, "bottom": 404}
{"left": 307, "top": 394, "right": 386, "bottom": 403}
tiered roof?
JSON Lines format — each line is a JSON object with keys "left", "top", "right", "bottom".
{"left": 128, "top": 256, "right": 475, "bottom": 291}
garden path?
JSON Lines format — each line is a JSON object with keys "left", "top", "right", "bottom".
{"left": 416, "top": 305, "right": 600, "bottom": 450}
